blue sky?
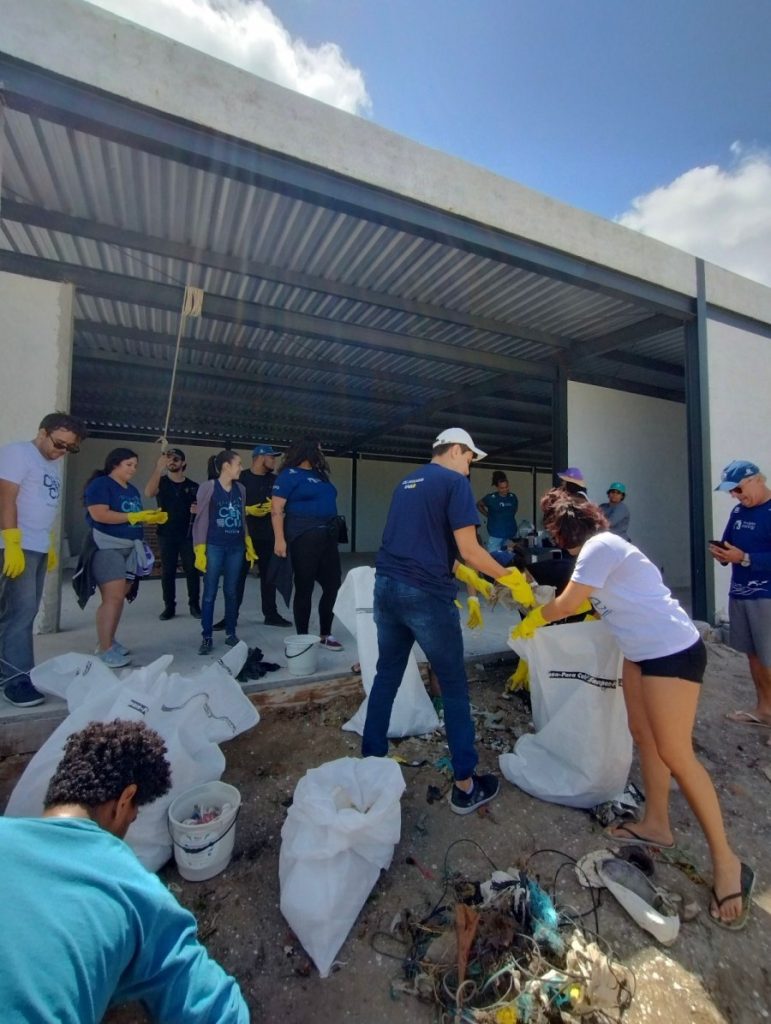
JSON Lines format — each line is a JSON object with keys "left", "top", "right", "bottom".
{"left": 89, "top": 0, "right": 771, "bottom": 283}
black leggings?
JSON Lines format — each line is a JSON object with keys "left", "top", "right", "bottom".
{"left": 289, "top": 528, "right": 342, "bottom": 635}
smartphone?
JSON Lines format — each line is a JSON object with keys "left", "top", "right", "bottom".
{"left": 708, "top": 539, "right": 728, "bottom": 548}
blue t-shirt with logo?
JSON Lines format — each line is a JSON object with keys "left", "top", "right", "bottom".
{"left": 722, "top": 498, "right": 771, "bottom": 600}
{"left": 481, "top": 490, "right": 518, "bottom": 539}
{"left": 272, "top": 468, "right": 338, "bottom": 519}
{"left": 207, "top": 481, "right": 244, "bottom": 548}
{"left": 376, "top": 463, "right": 480, "bottom": 600}
{"left": 84, "top": 476, "right": 143, "bottom": 540}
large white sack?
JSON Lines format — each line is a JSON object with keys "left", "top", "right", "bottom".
{"left": 6, "top": 645, "right": 259, "bottom": 870}
{"left": 499, "top": 620, "right": 632, "bottom": 808}
{"left": 279, "top": 756, "right": 404, "bottom": 977}
{"left": 334, "top": 567, "right": 439, "bottom": 737}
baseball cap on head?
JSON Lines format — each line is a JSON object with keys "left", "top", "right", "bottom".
{"left": 166, "top": 448, "right": 185, "bottom": 460}
{"left": 558, "top": 467, "right": 587, "bottom": 488}
{"left": 433, "top": 427, "right": 487, "bottom": 461}
{"left": 715, "top": 460, "right": 760, "bottom": 491}
{"left": 252, "top": 443, "right": 280, "bottom": 457}
{"left": 608, "top": 482, "right": 626, "bottom": 494}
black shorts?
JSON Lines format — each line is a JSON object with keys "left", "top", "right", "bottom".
{"left": 636, "top": 637, "right": 707, "bottom": 683}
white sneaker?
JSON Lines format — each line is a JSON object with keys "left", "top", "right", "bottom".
{"left": 94, "top": 641, "right": 131, "bottom": 658}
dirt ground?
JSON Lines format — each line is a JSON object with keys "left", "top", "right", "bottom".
{"left": 2, "top": 641, "right": 770, "bottom": 1024}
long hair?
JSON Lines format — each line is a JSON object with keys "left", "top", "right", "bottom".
{"left": 84, "top": 447, "right": 138, "bottom": 497}
{"left": 208, "top": 449, "right": 240, "bottom": 480}
{"left": 280, "top": 436, "right": 330, "bottom": 479}
{"left": 540, "top": 488, "right": 608, "bottom": 549}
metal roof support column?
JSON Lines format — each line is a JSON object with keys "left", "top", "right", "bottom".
{"left": 350, "top": 451, "right": 358, "bottom": 554}
{"left": 551, "top": 364, "right": 568, "bottom": 483}
{"left": 684, "top": 260, "right": 713, "bottom": 622}
{"left": 531, "top": 466, "right": 538, "bottom": 527}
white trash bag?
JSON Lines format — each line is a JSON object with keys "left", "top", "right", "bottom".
{"left": 6, "top": 645, "right": 259, "bottom": 871}
{"left": 334, "top": 567, "right": 439, "bottom": 737}
{"left": 500, "top": 620, "right": 631, "bottom": 808}
{"left": 279, "top": 756, "right": 404, "bottom": 977}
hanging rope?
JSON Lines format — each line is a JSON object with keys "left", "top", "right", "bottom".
{"left": 159, "top": 284, "right": 204, "bottom": 449}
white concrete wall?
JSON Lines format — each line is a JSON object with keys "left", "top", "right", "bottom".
{"left": 0, "top": 271, "right": 74, "bottom": 630}
{"left": 568, "top": 381, "right": 691, "bottom": 588}
{"left": 64, "top": 439, "right": 352, "bottom": 554}
{"left": 706, "top": 317, "right": 771, "bottom": 621}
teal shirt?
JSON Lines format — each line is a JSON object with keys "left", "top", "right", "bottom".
{"left": 0, "top": 817, "right": 249, "bottom": 1024}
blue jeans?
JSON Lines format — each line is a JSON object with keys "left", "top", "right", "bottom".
{"left": 0, "top": 550, "right": 47, "bottom": 684}
{"left": 362, "top": 574, "right": 478, "bottom": 780}
{"left": 201, "top": 545, "right": 243, "bottom": 639}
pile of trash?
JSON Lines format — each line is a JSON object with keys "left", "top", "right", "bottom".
{"left": 236, "top": 645, "right": 281, "bottom": 682}
{"left": 181, "top": 802, "right": 234, "bottom": 826}
{"left": 390, "top": 863, "right": 634, "bottom": 1023}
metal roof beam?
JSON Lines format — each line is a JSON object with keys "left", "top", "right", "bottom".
{"left": 0, "top": 250, "right": 558, "bottom": 380}
{"left": 569, "top": 371, "right": 683, "bottom": 404}
{"left": 0, "top": 56, "right": 695, "bottom": 318}
{"left": 4, "top": 200, "right": 574, "bottom": 352}
{"left": 596, "top": 350, "right": 684, "bottom": 378}
{"left": 568, "top": 315, "right": 680, "bottom": 365}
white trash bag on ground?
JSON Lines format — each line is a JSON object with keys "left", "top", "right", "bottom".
{"left": 500, "top": 620, "right": 631, "bottom": 808}
{"left": 6, "top": 645, "right": 259, "bottom": 870}
{"left": 279, "top": 756, "right": 404, "bottom": 977}
{"left": 334, "top": 567, "right": 439, "bottom": 737}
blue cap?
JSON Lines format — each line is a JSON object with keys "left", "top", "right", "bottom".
{"left": 252, "top": 444, "right": 280, "bottom": 457}
{"left": 715, "top": 460, "right": 760, "bottom": 491}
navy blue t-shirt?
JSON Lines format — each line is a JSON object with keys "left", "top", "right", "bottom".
{"left": 722, "top": 497, "right": 771, "bottom": 600}
{"left": 84, "top": 476, "right": 143, "bottom": 540}
{"left": 376, "top": 463, "right": 480, "bottom": 600}
{"left": 272, "top": 468, "right": 338, "bottom": 519}
{"left": 206, "top": 481, "right": 244, "bottom": 548}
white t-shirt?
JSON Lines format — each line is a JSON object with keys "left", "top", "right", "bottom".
{"left": 572, "top": 532, "right": 698, "bottom": 661}
{"left": 0, "top": 442, "right": 62, "bottom": 553}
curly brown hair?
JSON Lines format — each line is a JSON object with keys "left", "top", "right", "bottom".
{"left": 280, "top": 435, "right": 331, "bottom": 479}
{"left": 540, "top": 488, "right": 608, "bottom": 549}
{"left": 44, "top": 720, "right": 171, "bottom": 809}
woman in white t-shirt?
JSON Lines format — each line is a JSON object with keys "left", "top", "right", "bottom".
{"left": 512, "top": 488, "right": 753, "bottom": 932}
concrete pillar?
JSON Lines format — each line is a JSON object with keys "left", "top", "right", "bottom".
{"left": 0, "top": 270, "right": 75, "bottom": 632}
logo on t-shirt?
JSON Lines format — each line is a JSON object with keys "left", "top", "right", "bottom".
{"left": 120, "top": 495, "right": 142, "bottom": 514}
{"left": 43, "top": 472, "right": 59, "bottom": 501}
{"left": 217, "top": 501, "right": 242, "bottom": 530}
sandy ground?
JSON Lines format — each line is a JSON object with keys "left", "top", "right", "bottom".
{"left": 2, "top": 641, "right": 770, "bottom": 1024}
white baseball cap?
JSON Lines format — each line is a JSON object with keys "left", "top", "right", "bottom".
{"left": 433, "top": 427, "right": 488, "bottom": 461}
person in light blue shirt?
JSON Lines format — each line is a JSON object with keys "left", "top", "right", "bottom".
{"left": 0, "top": 719, "right": 249, "bottom": 1024}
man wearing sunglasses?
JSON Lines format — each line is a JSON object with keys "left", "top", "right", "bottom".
{"left": 0, "top": 411, "right": 87, "bottom": 708}
{"left": 710, "top": 460, "right": 771, "bottom": 728}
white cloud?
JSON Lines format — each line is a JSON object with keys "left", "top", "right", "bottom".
{"left": 616, "top": 147, "right": 771, "bottom": 286}
{"left": 87, "top": 0, "right": 372, "bottom": 116}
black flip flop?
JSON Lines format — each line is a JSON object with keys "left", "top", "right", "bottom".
{"left": 710, "top": 862, "right": 755, "bottom": 931}
{"left": 603, "top": 824, "right": 676, "bottom": 850}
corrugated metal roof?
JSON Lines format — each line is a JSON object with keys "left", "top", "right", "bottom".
{"left": 0, "top": 87, "right": 690, "bottom": 466}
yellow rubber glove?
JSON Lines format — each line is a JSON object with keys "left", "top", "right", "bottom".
{"left": 496, "top": 567, "right": 535, "bottom": 608}
{"left": 194, "top": 544, "right": 207, "bottom": 573}
{"left": 466, "top": 596, "right": 484, "bottom": 630}
{"left": 575, "top": 599, "right": 595, "bottom": 618}
{"left": 245, "top": 500, "right": 272, "bottom": 518}
{"left": 47, "top": 531, "right": 58, "bottom": 573}
{"left": 126, "top": 509, "right": 169, "bottom": 526}
{"left": 506, "top": 658, "right": 530, "bottom": 692}
{"left": 454, "top": 563, "right": 494, "bottom": 600}
{"left": 510, "top": 603, "right": 547, "bottom": 641}
{"left": 454, "top": 598, "right": 463, "bottom": 610}
{"left": 245, "top": 536, "right": 258, "bottom": 568}
{"left": 1, "top": 528, "right": 25, "bottom": 578}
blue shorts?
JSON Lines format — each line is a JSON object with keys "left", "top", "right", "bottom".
{"left": 635, "top": 637, "right": 707, "bottom": 683}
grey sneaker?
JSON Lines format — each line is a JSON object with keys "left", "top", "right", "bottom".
{"left": 3, "top": 676, "right": 46, "bottom": 708}
{"left": 94, "top": 641, "right": 131, "bottom": 658}
{"left": 225, "top": 634, "right": 240, "bottom": 648}
{"left": 198, "top": 638, "right": 213, "bottom": 655}
{"left": 97, "top": 647, "right": 132, "bottom": 669}
{"left": 449, "top": 773, "right": 500, "bottom": 816}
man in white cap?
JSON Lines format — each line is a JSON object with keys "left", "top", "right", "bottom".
{"left": 362, "top": 428, "right": 536, "bottom": 814}
{"left": 710, "top": 460, "right": 771, "bottom": 728}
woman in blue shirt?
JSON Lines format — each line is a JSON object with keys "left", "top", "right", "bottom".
{"left": 192, "top": 451, "right": 254, "bottom": 655}
{"left": 84, "top": 448, "right": 165, "bottom": 668}
{"left": 272, "top": 437, "right": 343, "bottom": 651}
{"left": 477, "top": 471, "right": 519, "bottom": 551}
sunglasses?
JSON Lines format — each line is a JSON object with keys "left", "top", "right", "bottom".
{"left": 729, "top": 485, "right": 746, "bottom": 496}
{"left": 48, "top": 434, "right": 80, "bottom": 454}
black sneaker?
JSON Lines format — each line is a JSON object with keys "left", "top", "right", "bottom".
{"left": 3, "top": 676, "right": 46, "bottom": 708}
{"left": 225, "top": 634, "right": 240, "bottom": 648}
{"left": 159, "top": 607, "right": 175, "bottom": 621}
{"left": 212, "top": 619, "right": 226, "bottom": 631}
{"left": 264, "top": 614, "right": 293, "bottom": 627}
{"left": 449, "top": 773, "right": 500, "bottom": 816}
{"left": 198, "top": 638, "right": 213, "bottom": 655}
{"left": 189, "top": 604, "right": 202, "bottom": 619}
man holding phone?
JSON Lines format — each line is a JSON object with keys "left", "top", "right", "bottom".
{"left": 710, "top": 460, "right": 771, "bottom": 728}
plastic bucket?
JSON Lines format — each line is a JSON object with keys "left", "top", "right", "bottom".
{"left": 168, "top": 781, "right": 241, "bottom": 882}
{"left": 284, "top": 633, "right": 320, "bottom": 676}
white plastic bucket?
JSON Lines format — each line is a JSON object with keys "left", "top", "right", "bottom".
{"left": 285, "top": 634, "right": 320, "bottom": 676}
{"left": 168, "top": 781, "right": 241, "bottom": 882}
